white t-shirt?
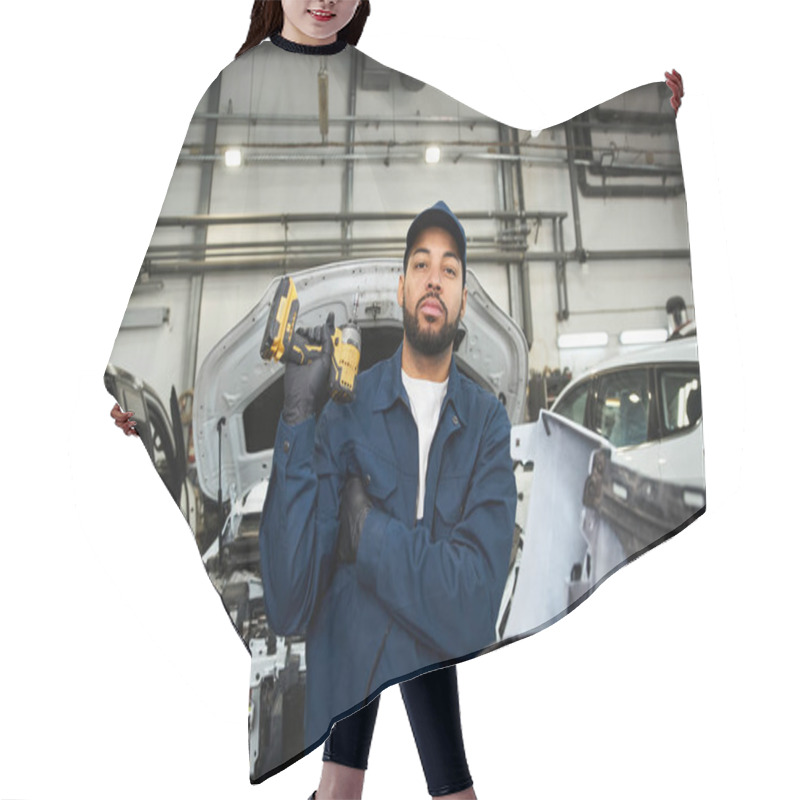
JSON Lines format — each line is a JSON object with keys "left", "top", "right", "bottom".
{"left": 401, "top": 370, "right": 449, "bottom": 520}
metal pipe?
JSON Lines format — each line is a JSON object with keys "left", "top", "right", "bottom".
{"left": 525, "top": 248, "right": 690, "bottom": 261}
{"left": 341, "top": 50, "right": 358, "bottom": 255}
{"left": 148, "top": 245, "right": 531, "bottom": 268}
{"left": 144, "top": 247, "right": 690, "bottom": 275}
{"left": 177, "top": 152, "right": 571, "bottom": 165}
{"left": 147, "top": 253, "right": 535, "bottom": 273}
{"left": 192, "top": 106, "right": 677, "bottom": 132}
{"left": 183, "top": 74, "right": 221, "bottom": 395}
{"left": 585, "top": 162, "right": 683, "bottom": 179}
{"left": 193, "top": 112, "right": 498, "bottom": 126}
{"left": 564, "top": 121, "right": 587, "bottom": 263}
{"left": 570, "top": 112, "right": 685, "bottom": 198}
{"left": 512, "top": 127, "right": 534, "bottom": 348}
{"left": 183, "top": 136, "right": 680, "bottom": 158}
{"left": 145, "top": 233, "right": 519, "bottom": 256}
{"left": 182, "top": 140, "right": 679, "bottom": 163}
{"left": 577, "top": 170, "right": 686, "bottom": 198}
{"left": 554, "top": 217, "right": 569, "bottom": 322}
{"left": 497, "top": 125, "right": 518, "bottom": 324}
{"left": 578, "top": 107, "right": 678, "bottom": 131}
{"left": 156, "top": 210, "right": 568, "bottom": 227}
{"left": 572, "top": 248, "right": 690, "bottom": 261}
{"left": 176, "top": 150, "right": 680, "bottom": 175}
{"left": 192, "top": 107, "right": 675, "bottom": 130}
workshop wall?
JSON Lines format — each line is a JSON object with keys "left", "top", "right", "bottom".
{"left": 110, "top": 46, "right": 692, "bottom": 405}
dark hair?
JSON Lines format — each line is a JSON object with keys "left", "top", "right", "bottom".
{"left": 236, "top": 1, "right": 371, "bottom": 58}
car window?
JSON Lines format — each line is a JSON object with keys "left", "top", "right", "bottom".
{"left": 591, "top": 369, "right": 650, "bottom": 447}
{"left": 554, "top": 382, "right": 590, "bottom": 426}
{"left": 659, "top": 368, "right": 701, "bottom": 433}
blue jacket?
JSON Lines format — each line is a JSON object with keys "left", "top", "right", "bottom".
{"left": 259, "top": 345, "right": 516, "bottom": 750}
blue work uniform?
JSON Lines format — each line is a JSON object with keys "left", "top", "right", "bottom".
{"left": 259, "top": 345, "right": 516, "bottom": 751}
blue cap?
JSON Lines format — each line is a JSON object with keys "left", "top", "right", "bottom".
{"left": 404, "top": 201, "right": 467, "bottom": 279}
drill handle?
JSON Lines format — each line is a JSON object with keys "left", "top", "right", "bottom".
{"left": 289, "top": 313, "right": 336, "bottom": 365}
{"left": 286, "top": 334, "right": 325, "bottom": 366}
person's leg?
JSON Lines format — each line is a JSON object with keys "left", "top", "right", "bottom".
{"left": 315, "top": 696, "right": 381, "bottom": 800}
{"left": 400, "top": 666, "right": 476, "bottom": 799}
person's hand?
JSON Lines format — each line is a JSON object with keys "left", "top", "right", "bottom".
{"left": 110, "top": 403, "right": 138, "bottom": 436}
{"left": 665, "top": 69, "right": 684, "bottom": 115}
{"left": 282, "top": 312, "right": 335, "bottom": 425}
{"left": 336, "top": 476, "right": 372, "bottom": 563}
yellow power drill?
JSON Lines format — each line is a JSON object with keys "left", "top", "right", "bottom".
{"left": 260, "top": 276, "right": 361, "bottom": 403}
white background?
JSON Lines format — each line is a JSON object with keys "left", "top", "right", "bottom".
{"left": 1, "top": 2, "right": 797, "bottom": 798}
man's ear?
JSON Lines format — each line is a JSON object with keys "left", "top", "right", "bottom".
{"left": 460, "top": 286, "right": 468, "bottom": 319}
{"left": 397, "top": 274, "right": 404, "bottom": 308}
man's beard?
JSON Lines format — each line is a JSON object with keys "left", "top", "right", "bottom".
{"left": 402, "top": 292, "right": 460, "bottom": 356}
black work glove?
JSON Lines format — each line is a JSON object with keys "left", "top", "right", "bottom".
{"left": 337, "top": 476, "right": 373, "bottom": 563}
{"left": 282, "top": 312, "right": 335, "bottom": 426}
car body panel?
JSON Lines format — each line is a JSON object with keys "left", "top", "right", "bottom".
{"left": 503, "top": 410, "right": 705, "bottom": 638}
{"left": 504, "top": 413, "right": 608, "bottom": 637}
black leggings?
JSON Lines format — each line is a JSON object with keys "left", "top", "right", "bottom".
{"left": 322, "top": 665, "right": 472, "bottom": 797}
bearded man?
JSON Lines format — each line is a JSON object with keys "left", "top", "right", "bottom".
{"left": 259, "top": 201, "right": 516, "bottom": 797}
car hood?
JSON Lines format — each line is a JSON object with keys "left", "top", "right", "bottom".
{"left": 194, "top": 259, "right": 528, "bottom": 502}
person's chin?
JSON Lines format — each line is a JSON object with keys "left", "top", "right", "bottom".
{"left": 418, "top": 311, "right": 446, "bottom": 328}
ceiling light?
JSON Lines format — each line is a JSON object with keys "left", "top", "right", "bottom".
{"left": 557, "top": 332, "right": 609, "bottom": 349}
{"left": 225, "top": 148, "right": 242, "bottom": 168}
{"left": 425, "top": 145, "right": 441, "bottom": 164}
{"left": 619, "top": 328, "right": 668, "bottom": 345}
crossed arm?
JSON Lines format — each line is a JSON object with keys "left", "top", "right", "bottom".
{"left": 260, "top": 402, "right": 516, "bottom": 658}
{"left": 353, "top": 405, "right": 516, "bottom": 656}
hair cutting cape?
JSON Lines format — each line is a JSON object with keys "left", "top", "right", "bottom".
{"left": 106, "top": 36, "right": 704, "bottom": 783}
